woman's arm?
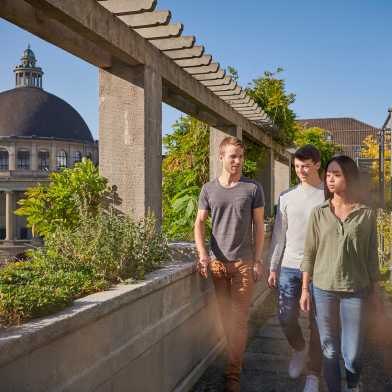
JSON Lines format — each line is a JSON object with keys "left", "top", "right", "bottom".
{"left": 367, "top": 210, "right": 380, "bottom": 286}
{"left": 300, "top": 272, "right": 312, "bottom": 312}
{"left": 300, "top": 209, "right": 319, "bottom": 312}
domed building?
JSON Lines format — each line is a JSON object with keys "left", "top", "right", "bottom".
{"left": 0, "top": 46, "right": 98, "bottom": 259}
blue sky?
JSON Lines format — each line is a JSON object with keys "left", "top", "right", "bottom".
{"left": 1, "top": 0, "right": 392, "bottom": 140}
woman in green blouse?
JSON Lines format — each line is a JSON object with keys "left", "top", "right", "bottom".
{"left": 300, "top": 155, "right": 380, "bottom": 392}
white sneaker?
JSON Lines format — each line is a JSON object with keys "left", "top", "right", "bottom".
{"left": 288, "top": 348, "right": 307, "bottom": 378}
{"left": 303, "top": 374, "right": 319, "bottom": 392}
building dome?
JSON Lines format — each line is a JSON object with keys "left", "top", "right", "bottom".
{"left": 0, "top": 87, "right": 94, "bottom": 142}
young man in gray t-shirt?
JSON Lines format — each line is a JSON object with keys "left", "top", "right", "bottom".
{"left": 195, "top": 136, "right": 265, "bottom": 392}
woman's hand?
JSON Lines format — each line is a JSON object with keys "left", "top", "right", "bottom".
{"left": 300, "top": 288, "right": 311, "bottom": 312}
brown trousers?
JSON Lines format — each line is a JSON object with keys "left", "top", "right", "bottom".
{"left": 210, "top": 260, "right": 255, "bottom": 389}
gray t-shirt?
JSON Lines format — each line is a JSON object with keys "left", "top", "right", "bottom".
{"left": 198, "top": 177, "right": 265, "bottom": 262}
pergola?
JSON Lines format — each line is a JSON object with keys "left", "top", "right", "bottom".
{"left": 1, "top": 0, "right": 291, "bottom": 218}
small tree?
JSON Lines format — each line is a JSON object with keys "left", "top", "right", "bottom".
{"left": 247, "top": 68, "right": 297, "bottom": 145}
{"left": 16, "top": 159, "right": 110, "bottom": 238}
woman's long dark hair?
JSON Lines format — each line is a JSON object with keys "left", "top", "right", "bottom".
{"left": 324, "top": 155, "right": 363, "bottom": 203}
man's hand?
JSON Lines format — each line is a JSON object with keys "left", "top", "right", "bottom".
{"left": 253, "top": 261, "right": 265, "bottom": 282}
{"left": 196, "top": 256, "right": 211, "bottom": 279}
{"left": 300, "top": 289, "right": 311, "bottom": 313}
{"left": 268, "top": 271, "right": 278, "bottom": 288}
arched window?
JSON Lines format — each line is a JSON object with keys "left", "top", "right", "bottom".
{"left": 56, "top": 150, "right": 67, "bottom": 170}
{"left": 38, "top": 150, "right": 50, "bottom": 171}
{"left": 17, "top": 149, "right": 30, "bottom": 170}
{"left": 0, "top": 150, "right": 9, "bottom": 171}
{"left": 72, "top": 151, "right": 82, "bottom": 165}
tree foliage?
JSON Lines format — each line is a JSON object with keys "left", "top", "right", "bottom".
{"left": 247, "top": 68, "right": 297, "bottom": 145}
{"left": 162, "top": 117, "right": 210, "bottom": 240}
{"left": 16, "top": 159, "right": 110, "bottom": 238}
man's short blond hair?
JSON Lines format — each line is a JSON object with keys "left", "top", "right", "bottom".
{"left": 219, "top": 136, "right": 245, "bottom": 155}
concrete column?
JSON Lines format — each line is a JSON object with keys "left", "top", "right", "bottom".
{"left": 8, "top": 143, "right": 16, "bottom": 171}
{"left": 50, "top": 144, "right": 57, "bottom": 171}
{"left": 257, "top": 148, "right": 275, "bottom": 217}
{"left": 31, "top": 143, "right": 38, "bottom": 171}
{"left": 209, "top": 127, "right": 226, "bottom": 180}
{"left": 5, "top": 191, "right": 14, "bottom": 242}
{"left": 99, "top": 62, "right": 162, "bottom": 220}
{"left": 236, "top": 126, "right": 243, "bottom": 140}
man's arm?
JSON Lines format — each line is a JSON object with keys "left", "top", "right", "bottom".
{"left": 194, "top": 209, "right": 210, "bottom": 278}
{"left": 267, "top": 197, "right": 287, "bottom": 287}
{"left": 269, "top": 197, "right": 287, "bottom": 272}
{"left": 253, "top": 207, "right": 265, "bottom": 281}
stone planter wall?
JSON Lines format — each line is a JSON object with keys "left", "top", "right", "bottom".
{"left": 0, "top": 235, "right": 271, "bottom": 392}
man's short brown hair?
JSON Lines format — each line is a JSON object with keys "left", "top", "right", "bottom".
{"left": 294, "top": 144, "right": 321, "bottom": 163}
{"left": 219, "top": 136, "right": 245, "bottom": 155}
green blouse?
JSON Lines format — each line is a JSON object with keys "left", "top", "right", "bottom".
{"left": 301, "top": 200, "right": 379, "bottom": 292}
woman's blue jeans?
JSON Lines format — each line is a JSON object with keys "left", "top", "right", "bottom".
{"left": 313, "top": 286, "right": 369, "bottom": 392}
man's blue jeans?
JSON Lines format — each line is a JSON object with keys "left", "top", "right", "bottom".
{"left": 278, "top": 267, "right": 322, "bottom": 375}
{"left": 313, "top": 286, "right": 369, "bottom": 392}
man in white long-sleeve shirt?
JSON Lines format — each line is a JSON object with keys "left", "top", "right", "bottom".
{"left": 268, "top": 145, "right": 324, "bottom": 392}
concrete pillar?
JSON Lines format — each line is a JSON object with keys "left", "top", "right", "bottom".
{"left": 257, "top": 148, "right": 275, "bottom": 217}
{"left": 31, "top": 143, "right": 38, "bottom": 171}
{"left": 236, "top": 126, "right": 243, "bottom": 141}
{"left": 209, "top": 127, "right": 226, "bottom": 180}
{"left": 9, "top": 143, "right": 15, "bottom": 171}
{"left": 51, "top": 144, "right": 57, "bottom": 171}
{"left": 99, "top": 62, "right": 162, "bottom": 220}
{"left": 5, "top": 191, "right": 14, "bottom": 242}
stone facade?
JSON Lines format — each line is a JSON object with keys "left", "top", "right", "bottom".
{"left": 0, "top": 47, "right": 98, "bottom": 260}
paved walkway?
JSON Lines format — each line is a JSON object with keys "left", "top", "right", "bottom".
{"left": 192, "top": 312, "right": 320, "bottom": 392}
{"left": 192, "top": 294, "right": 392, "bottom": 392}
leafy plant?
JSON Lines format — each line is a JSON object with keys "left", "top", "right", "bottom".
{"left": 247, "top": 68, "right": 297, "bottom": 145}
{"left": 16, "top": 159, "right": 110, "bottom": 238}
{"left": 0, "top": 209, "right": 168, "bottom": 326}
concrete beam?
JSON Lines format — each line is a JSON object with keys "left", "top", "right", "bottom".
{"left": 118, "top": 10, "right": 171, "bottom": 28}
{"left": 175, "top": 55, "right": 212, "bottom": 68}
{"left": 194, "top": 69, "right": 226, "bottom": 81}
{"left": 220, "top": 91, "right": 247, "bottom": 101}
{"left": 228, "top": 96, "right": 251, "bottom": 105}
{"left": 136, "top": 23, "right": 183, "bottom": 39}
{"left": 236, "top": 107, "right": 262, "bottom": 114}
{"left": 214, "top": 86, "right": 242, "bottom": 96}
{"left": 201, "top": 76, "right": 232, "bottom": 86}
{"left": 186, "top": 63, "right": 220, "bottom": 75}
{"left": 17, "top": 0, "right": 289, "bottom": 157}
{"left": 231, "top": 100, "right": 257, "bottom": 108}
{"left": 97, "top": 0, "right": 157, "bottom": 15}
{"left": 232, "top": 102, "right": 258, "bottom": 110}
{"left": 151, "top": 36, "right": 195, "bottom": 50}
{"left": 1, "top": 0, "right": 112, "bottom": 68}
{"left": 208, "top": 80, "right": 237, "bottom": 92}
{"left": 163, "top": 46, "right": 204, "bottom": 59}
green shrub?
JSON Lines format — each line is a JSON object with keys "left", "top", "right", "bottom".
{"left": 0, "top": 209, "right": 168, "bottom": 326}
{"left": 16, "top": 159, "right": 110, "bottom": 238}
{"left": 0, "top": 259, "right": 108, "bottom": 326}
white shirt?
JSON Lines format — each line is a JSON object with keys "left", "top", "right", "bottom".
{"left": 268, "top": 183, "right": 325, "bottom": 271}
